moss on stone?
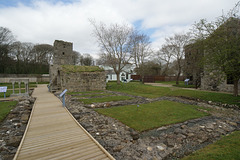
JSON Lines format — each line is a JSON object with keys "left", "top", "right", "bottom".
{"left": 61, "top": 65, "right": 104, "bottom": 73}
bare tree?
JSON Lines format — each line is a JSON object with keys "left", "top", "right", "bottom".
{"left": 0, "top": 27, "right": 14, "bottom": 45}
{"left": 72, "top": 50, "right": 80, "bottom": 65}
{"left": 32, "top": 44, "right": 54, "bottom": 64}
{"left": 129, "top": 31, "right": 151, "bottom": 68}
{"left": 163, "top": 33, "right": 192, "bottom": 84}
{"left": 0, "top": 27, "right": 15, "bottom": 73}
{"left": 128, "top": 31, "right": 152, "bottom": 82}
{"left": 79, "top": 53, "right": 94, "bottom": 66}
{"left": 90, "top": 20, "right": 133, "bottom": 84}
{"left": 157, "top": 44, "right": 175, "bottom": 76}
{"left": 11, "top": 41, "right": 34, "bottom": 63}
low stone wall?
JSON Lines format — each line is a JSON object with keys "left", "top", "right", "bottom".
{"left": 0, "top": 97, "right": 35, "bottom": 160}
{"left": 0, "top": 74, "right": 49, "bottom": 83}
{"left": 201, "top": 74, "right": 240, "bottom": 93}
{"left": 60, "top": 71, "right": 106, "bottom": 92}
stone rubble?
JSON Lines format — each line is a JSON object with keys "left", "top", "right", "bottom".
{"left": 1, "top": 89, "right": 238, "bottom": 160}
{"left": 66, "top": 92, "right": 240, "bottom": 160}
{"left": 0, "top": 97, "right": 35, "bottom": 160}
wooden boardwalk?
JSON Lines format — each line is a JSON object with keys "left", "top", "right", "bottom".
{"left": 14, "top": 84, "right": 115, "bottom": 160}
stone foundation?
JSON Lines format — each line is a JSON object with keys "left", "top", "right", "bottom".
{"left": 201, "top": 73, "right": 240, "bottom": 93}
{"left": 60, "top": 71, "right": 106, "bottom": 92}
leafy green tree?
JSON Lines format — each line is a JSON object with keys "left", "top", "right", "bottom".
{"left": 192, "top": 2, "right": 240, "bottom": 96}
{"left": 205, "top": 18, "right": 240, "bottom": 96}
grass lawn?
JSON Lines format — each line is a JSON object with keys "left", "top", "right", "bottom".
{"left": 67, "top": 90, "right": 104, "bottom": 95}
{"left": 107, "top": 82, "right": 240, "bottom": 106}
{"left": 0, "top": 82, "right": 47, "bottom": 98}
{"left": 0, "top": 82, "right": 38, "bottom": 89}
{"left": 79, "top": 95, "right": 133, "bottom": 104}
{"left": 0, "top": 89, "right": 27, "bottom": 98}
{"left": 95, "top": 100, "right": 209, "bottom": 132}
{"left": 155, "top": 81, "right": 195, "bottom": 88}
{"left": 156, "top": 81, "right": 184, "bottom": 85}
{"left": 0, "top": 101, "right": 17, "bottom": 122}
{"left": 182, "top": 131, "right": 240, "bottom": 160}
{"left": 173, "top": 84, "right": 195, "bottom": 88}
{"left": 74, "top": 93, "right": 112, "bottom": 98}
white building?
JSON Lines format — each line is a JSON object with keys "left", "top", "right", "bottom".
{"left": 99, "top": 64, "right": 135, "bottom": 82}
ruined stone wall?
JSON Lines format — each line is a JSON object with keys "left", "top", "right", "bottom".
{"left": 201, "top": 72, "right": 240, "bottom": 93}
{"left": 60, "top": 71, "right": 106, "bottom": 92}
{"left": 53, "top": 40, "right": 74, "bottom": 65}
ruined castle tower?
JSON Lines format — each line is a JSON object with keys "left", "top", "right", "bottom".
{"left": 53, "top": 40, "right": 74, "bottom": 65}
{"left": 49, "top": 40, "right": 74, "bottom": 91}
{"left": 49, "top": 40, "right": 106, "bottom": 92}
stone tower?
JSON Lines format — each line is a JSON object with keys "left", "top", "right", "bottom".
{"left": 49, "top": 40, "right": 74, "bottom": 91}
{"left": 53, "top": 40, "right": 74, "bottom": 65}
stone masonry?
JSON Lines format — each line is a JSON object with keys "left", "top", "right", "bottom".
{"left": 59, "top": 68, "right": 106, "bottom": 92}
{"left": 49, "top": 40, "right": 106, "bottom": 92}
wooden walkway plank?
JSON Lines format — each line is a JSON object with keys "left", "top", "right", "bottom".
{"left": 14, "top": 84, "right": 115, "bottom": 160}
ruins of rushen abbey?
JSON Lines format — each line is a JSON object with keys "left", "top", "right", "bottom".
{"left": 49, "top": 40, "right": 106, "bottom": 92}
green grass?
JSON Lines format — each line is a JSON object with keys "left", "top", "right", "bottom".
{"left": 95, "top": 100, "right": 209, "bottom": 132}
{"left": 155, "top": 81, "right": 195, "bottom": 88}
{"left": 155, "top": 81, "right": 183, "bottom": 85}
{"left": 173, "top": 84, "right": 195, "bottom": 88}
{"left": 182, "top": 131, "right": 240, "bottom": 160}
{"left": 67, "top": 90, "right": 104, "bottom": 95}
{"left": 0, "top": 101, "right": 17, "bottom": 121}
{"left": 0, "top": 82, "right": 43, "bottom": 98}
{"left": 107, "top": 82, "right": 240, "bottom": 106}
{"left": 0, "top": 82, "right": 38, "bottom": 89}
{"left": 79, "top": 96, "right": 133, "bottom": 104}
{"left": 107, "top": 82, "right": 170, "bottom": 98}
{"left": 0, "top": 89, "right": 26, "bottom": 98}
{"left": 74, "top": 93, "right": 112, "bottom": 98}
{"left": 61, "top": 65, "right": 104, "bottom": 73}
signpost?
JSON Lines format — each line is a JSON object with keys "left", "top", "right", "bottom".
{"left": 184, "top": 79, "right": 190, "bottom": 85}
{"left": 60, "top": 89, "right": 67, "bottom": 107}
{"left": 0, "top": 86, "right": 7, "bottom": 98}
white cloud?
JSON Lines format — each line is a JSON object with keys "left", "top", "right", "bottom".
{"left": 0, "top": 0, "right": 238, "bottom": 58}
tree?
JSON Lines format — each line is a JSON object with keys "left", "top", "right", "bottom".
{"left": 129, "top": 30, "right": 152, "bottom": 82}
{"left": 135, "top": 61, "right": 161, "bottom": 76}
{"left": 11, "top": 41, "right": 34, "bottom": 62}
{"left": 0, "top": 27, "right": 14, "bottom": 45}
{"left": 79, "top": 53, "right": 94, "bottom": 66}
{"left": 157, "top": 44, "right": 174, "bottom": 76}
{"left": 129, "top": 31, "right": 151, "bottom": 69}
{"left": 192, "top": 1, "right": 240, "bottom": 96}
{"left": 72, "top": 51, "right": 80, "bottom": 65}
{"left": 162, "top": 32, "right": 192, "bottom": 84}
{"left": 91, "top": 20, "right": 133, "bottom": 84}
{"left": 0, "top": 27, "right": 15, "bottom": 73}
{"left": 32, "top": 44, "right": 54, "bottom": 65}
{"left": 10, "top": 41, "right": 35, "bottom": 73}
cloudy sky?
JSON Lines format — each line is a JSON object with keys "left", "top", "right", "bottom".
{"left": 0, "top": 0, "right": 238, "bottom": 58}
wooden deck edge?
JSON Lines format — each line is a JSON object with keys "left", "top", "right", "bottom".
{"left": 63, "top": 106, "right": 116, "bottom": 160}
{"left": 13, "top": 97, "right": 38, "bottom": 160}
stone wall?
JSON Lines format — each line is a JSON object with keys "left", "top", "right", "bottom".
{"left": 0, "top": 74, "right": 49, "bottom": 83}
{"left": 53, "top": 40, "right": 74, "bottom": 65}
{"left": 201, "top": 72, "right": 240, "bottom": 93}
{"left": 60, "top": 71, "right": 106, "bottom": 92}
